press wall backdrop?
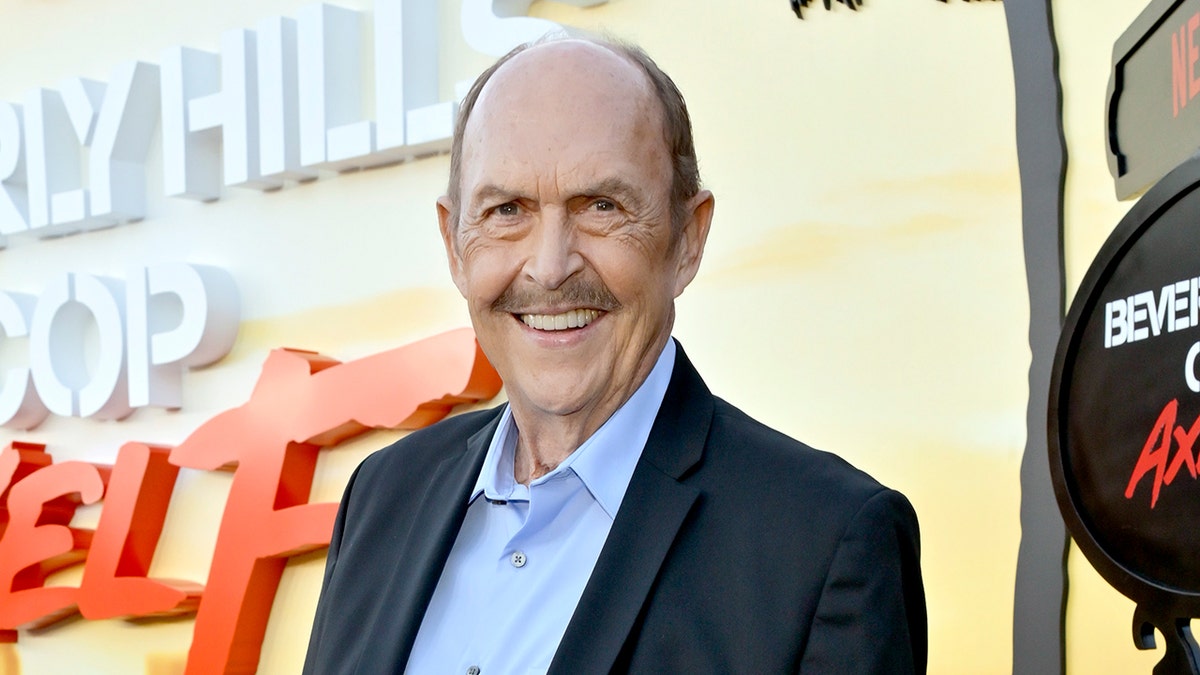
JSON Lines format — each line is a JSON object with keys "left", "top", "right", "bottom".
{"left": 0, "top": 1, "right": 1162, "bottom": 673}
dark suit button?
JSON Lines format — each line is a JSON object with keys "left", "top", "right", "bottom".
{"left": 510, "top": 551, "right": 527, "bottom": 568}
{"left": 466, "top": 667, "right": 480, "bottom": 675}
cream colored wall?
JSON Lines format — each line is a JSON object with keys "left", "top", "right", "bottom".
{"left": 0, "top": 1, "right": 1032, "bottom": 673}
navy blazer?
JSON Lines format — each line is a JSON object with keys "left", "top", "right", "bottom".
{"left": 304, "top": 342, "right": 927, "bottom": 673}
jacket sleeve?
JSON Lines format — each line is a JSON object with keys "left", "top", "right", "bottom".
{"left": 797, "top": 488, "right": 927, "bottom": 674}
{"left": 301, "top": 461, "right": 362, "bottom": 675}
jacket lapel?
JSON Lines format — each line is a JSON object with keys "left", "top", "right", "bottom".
{"left": 360, "top": 412, "right": 498, "bottom": 673}
{"left": 549, "top": 341, "right": 714, "bottom": 674}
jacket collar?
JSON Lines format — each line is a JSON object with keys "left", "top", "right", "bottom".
{"left": 548, "top": 339, "right": 714, "bottom": 674}
{"left": 375, "top": 339, "right": 714, "bottom": 674}
{"left": 364, "top": 412, "right": 499, "bottom": 672}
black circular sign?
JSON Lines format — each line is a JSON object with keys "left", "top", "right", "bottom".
{"left": 1051, "top": 155, "right": 1200, "bottom": 617}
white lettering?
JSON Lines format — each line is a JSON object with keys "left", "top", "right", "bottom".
{"left": 1192, "top": 276, "right": 1199, "bottom": 327}
{"left": 1132, "top": 292, "right": 1152, "bottom": 342}
{"left": 298, "top": 3, "right": 375, "bottom": 171}
{"left": 74, "top": 274, "right": 130, "bottom": 419}
{"left": 1149, "top": 284, "right": 1172, "bottom": 336}
{"left": 90, "top": 61, "right": 161, "bottom": 222}
{"left": 1, "top": 265, "right": 239, "bottom": 424}
{"left": 25, "top": 88, "right": 82, "bottom": 234}
{"left": 373, "top": 0, "right": 449, "bottom": 161}
{"left": 52, "top": 78, "right": 109, "bottom": 230}
{"left": 257, "top": 16, "right": 316, "bottom": 182}
{"left": 1188, "top": 342, "right": 1200, "bottom": 393}
{"left": 1174, "top": 280, "right": 1191, "bottom": 331}
{"left": 162, "top": 46, "right": 222, "bottom": 201}
{"left": 127, "top": 264, "right": 240, "bottom": 409}
{"left": 1106, "top": 299, "right": 1128, "bottom": 348}
{"left": 28, "top": 273, "right": 86, "bottom": 417}
{"left": 29, "top": 273, "right": 130, "bottom": 419}
{"left": 0, "top": 102, "right": 28, "bottom": 243}
{"left": 1103, "top": 274, "right": 1200, "bottom": 348}
{"left": 189, "top": 29, "right": 280, "bottom": 191}
{"left": 0, "top": 292, "right": 47, "bottom": 429}
{"left": 0, "top": 0, "right": 606, "bottom": 248}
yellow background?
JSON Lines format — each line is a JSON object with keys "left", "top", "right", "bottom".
{"left": 0, "top": 0, "right": 1172, "bottom": 672}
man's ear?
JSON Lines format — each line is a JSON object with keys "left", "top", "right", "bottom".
{"left": 437, "top": 195, "right": 469, "bottom": 298}
{"left": 672, "top": 189, "right": 714, "bottom": 298}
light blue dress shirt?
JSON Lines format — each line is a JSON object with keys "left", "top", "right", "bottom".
{"left": 405, "top": 340, "right": 676, "bottom": 675}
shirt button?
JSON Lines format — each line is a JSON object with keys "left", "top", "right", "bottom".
{"left": 510, "top": 551, "right": 527, "bottom": 568}
{"left": 467, "top": 667, "right": 480, "bottom": 675}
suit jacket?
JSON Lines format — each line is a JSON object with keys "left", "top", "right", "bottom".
{"left": 304, "top": 342, "right": 926, "bottom": 674}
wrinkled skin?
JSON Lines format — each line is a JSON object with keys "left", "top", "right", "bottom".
{"left": 438, "top": 40, "right": 714, "bottom": 482}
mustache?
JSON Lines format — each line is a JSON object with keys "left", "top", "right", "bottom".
{"left": 492, "top": 276, "right": 621, "bottom": 314}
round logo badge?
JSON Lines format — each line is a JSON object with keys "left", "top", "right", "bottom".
{"left": 1052, "top": 155, "right": 1200, "bottom": 623}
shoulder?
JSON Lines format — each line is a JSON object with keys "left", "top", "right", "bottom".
{"left": 348, "top": 406, "right": 501, "bottom": 493}
{"left": 707, "top": 397, "right": 894, "bottom": 502}
{"left": 624, "top": 389, "right": 924, "bottom": 668}
{"left": 686, "top": 396, "right": 919, "bottom": 557}
{"left": 664, "top": 343, "right": 899, "bottom": 512}
{"left": 328, "top": 405, "right": 501, "bottom": 552}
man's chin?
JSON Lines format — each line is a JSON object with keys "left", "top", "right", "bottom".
{"left": 507, "top": 379, "right": 608, "bottom": 420}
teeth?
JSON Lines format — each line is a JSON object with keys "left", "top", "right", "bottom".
{"left": 521, "top": 309, "right": 600, "bottom": 331}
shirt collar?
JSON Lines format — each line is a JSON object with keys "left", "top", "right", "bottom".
{"left": 470, "top": 339, "right": 677, "bottom": 519}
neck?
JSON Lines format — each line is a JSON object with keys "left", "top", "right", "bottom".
{"left": 512, "top": 423, "right": 581, "bottom": 485}
{"left": 507, "top": 335, "right": 673, "bottom": 485}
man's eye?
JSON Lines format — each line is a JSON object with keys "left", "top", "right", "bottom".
{"left": 592, "top": 199, "right": 616, "bottom": 212}
{"left": 495, "top": 202, "right": 520, "bottom": 217}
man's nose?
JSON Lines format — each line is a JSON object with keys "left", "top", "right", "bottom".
{"left": 523, "top": 211, "right": 584, "bottom": 290}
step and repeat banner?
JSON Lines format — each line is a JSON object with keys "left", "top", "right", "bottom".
{"left": 0, "top": 1, "right": 1104, "bottom": 672}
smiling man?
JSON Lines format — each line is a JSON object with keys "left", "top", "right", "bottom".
{"left": 304, "top": 37, "right": 926, "bottom": 674}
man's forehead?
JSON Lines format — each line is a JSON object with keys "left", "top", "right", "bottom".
{"left": 468, "top": 40, "right": 656, "bottom": 133}
{"left": 489, "top": 39, "right": 646, "bottom": 92}
{"left": 452, "top": 38, "right": 672, "bottom": 207}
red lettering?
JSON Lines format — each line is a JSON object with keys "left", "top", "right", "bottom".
{"left": 0, "top": 443, "right": 51, "bottom": 645}
{"left": 77, "top": 442, "right": 202, "bottom": 620}
{"left": 169, "top": 328, "right": 500, "bottom": 674}
{"left": 0, "top": 329, "right": 501, "bottom": 670}
{"left": 1126, "top": 400, "right": 1175, "bottom": 508}
{"left": 1190, "top": 14, "right": 1200, "bottom": 100}
{"left": 1126, "top": 399, "right": 1200, "bottom": 508}
{"left": 1168, "top": 413, "right": 1200, "bottom": 483}
{"left": 0, "top": 442, "right": 52, "bottom": 496}
{"left": 1175, "top": 25, "right": 1190, "bottom": 117}
{"left": 0, "top": 445, "right": 109, "bottom": 629}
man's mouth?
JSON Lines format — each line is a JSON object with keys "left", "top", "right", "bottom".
{"left": 519, "top": 309, "right": 600, "bottom": 331}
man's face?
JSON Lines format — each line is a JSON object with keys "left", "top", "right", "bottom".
{"left": 439, "top": 41, "right": 712, "bottom": 433}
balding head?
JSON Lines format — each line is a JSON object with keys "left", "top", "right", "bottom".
{"left": 433, "top": 36, "right": 714, "bottom": 455}
{"left": 444, "top": 37, "right": 701, "bottom": 242}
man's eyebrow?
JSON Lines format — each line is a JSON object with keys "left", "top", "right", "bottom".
{"left": 580, "top": 177, "right": 645, "bottom": 206}
{"left": 467, "top": 179, "right": 646, "bottom": 207}
{"left": 468, "top": 184, "right": 523, "bottom": 205}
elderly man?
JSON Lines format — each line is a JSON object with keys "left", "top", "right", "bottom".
{"left": 304, "top": 36, "right": 926, "bottom": 674}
